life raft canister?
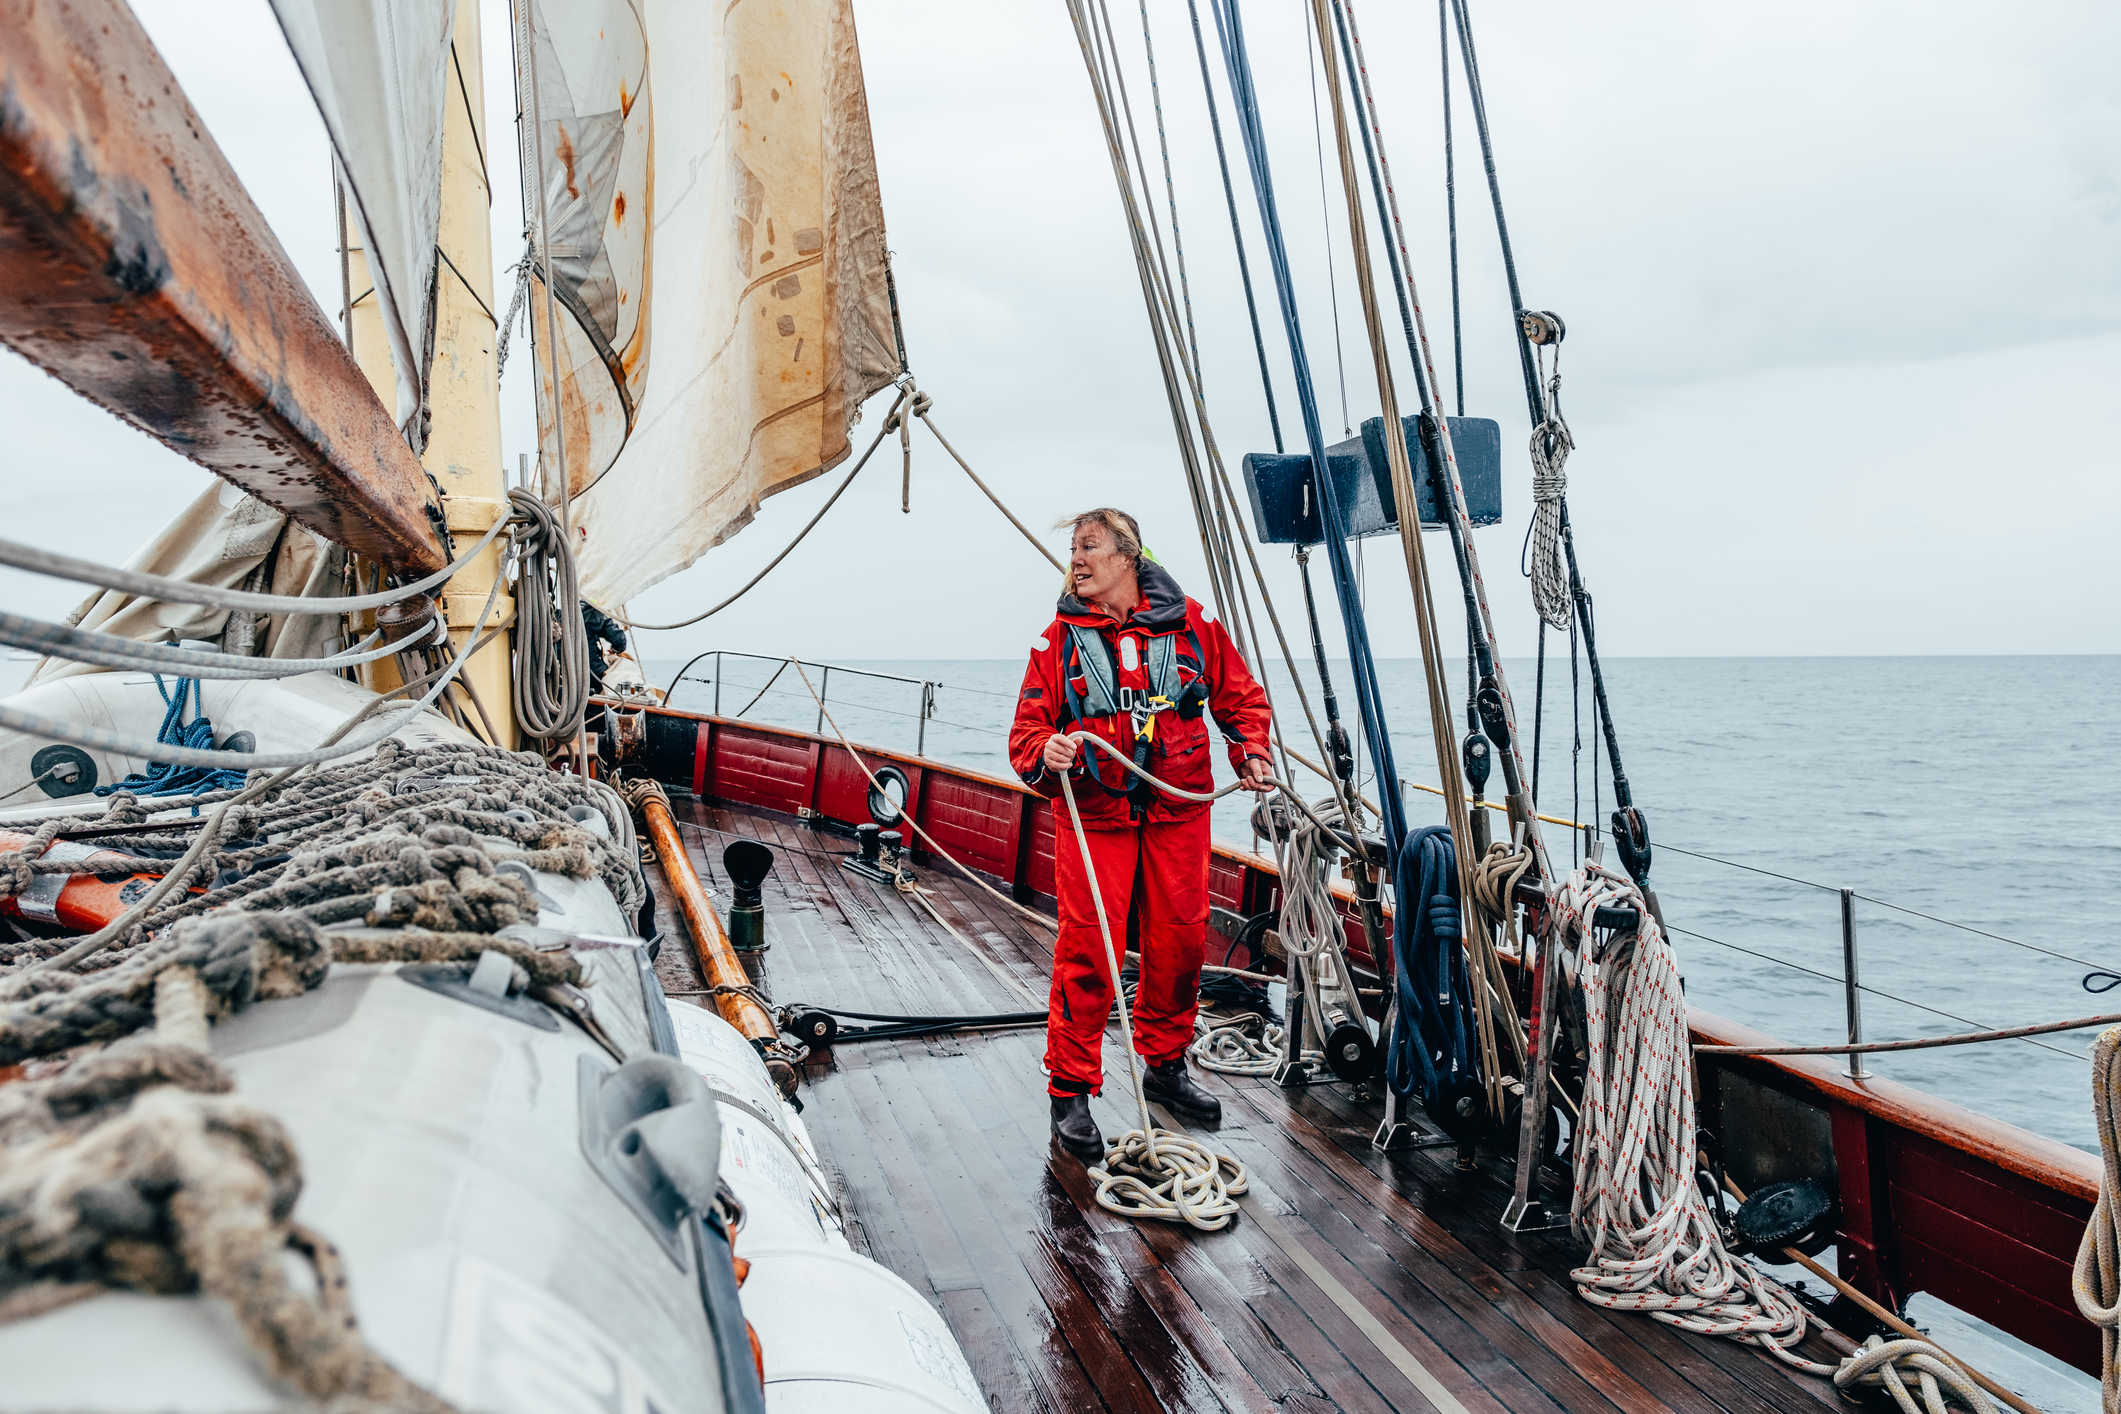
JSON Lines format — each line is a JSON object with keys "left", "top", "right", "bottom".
{"left": 0, "top": 832, "right": 186, "bottom": 933}
{"left": 1058, "top": 623, "right": 1210, "bottom": 808}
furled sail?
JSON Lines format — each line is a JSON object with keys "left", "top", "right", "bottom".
{"left": 518, "top": 0, "right": 903, "bottom": 608}
{"left": 269, "top": 0, "right": 458, "bottom": 436}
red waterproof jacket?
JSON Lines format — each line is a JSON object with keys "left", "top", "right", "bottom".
{"left": 1009, "top": 562, "right": 1273, "bottom": 828}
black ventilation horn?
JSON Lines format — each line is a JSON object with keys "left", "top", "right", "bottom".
{"left": 721, "top": 840, "right": 774, "bottom": 953}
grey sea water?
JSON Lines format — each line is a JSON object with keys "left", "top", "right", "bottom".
{"left": 653, "top": 652, "right": 2121, "bottom": 1155}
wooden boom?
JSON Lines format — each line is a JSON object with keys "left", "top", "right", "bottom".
{"left": 0, "top": 0, "right": 446, "bottom": 573}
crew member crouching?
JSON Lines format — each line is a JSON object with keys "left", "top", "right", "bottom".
{"left": 1008, "top": 508, "right": 1273, "bottom": 1162}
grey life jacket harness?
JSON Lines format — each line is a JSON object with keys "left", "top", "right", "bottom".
{"left": 1058, "top": 623, "right": 1209, "bottom": 810}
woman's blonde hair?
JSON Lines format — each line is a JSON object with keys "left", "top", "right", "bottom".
{"left": 1058, "top": 508, "right": 1144, "bottom": 592}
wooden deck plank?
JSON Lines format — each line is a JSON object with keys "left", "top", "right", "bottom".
{"left": 662, "top": 799, "right": 1879, "bottom": 1414}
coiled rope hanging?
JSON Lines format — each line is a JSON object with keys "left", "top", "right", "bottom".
{"left": 507, "top": 487, "right": 590, "bottom": 743}
{"left": 1564, "top": 859, "right": 1818, "bottom": 1361}
{"left": 1526, "top": 338, "right": 1573, "bottom": 631}
{"left": 2075, "top": 1027, "right": 2121, "bottom": 1413}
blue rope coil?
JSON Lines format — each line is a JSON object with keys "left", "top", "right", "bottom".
{"left": 1387, "top": 825, "right": 1483, "bottom": 1136}
{"left": 94, "top": 676, "right": 249, "bottom": 799}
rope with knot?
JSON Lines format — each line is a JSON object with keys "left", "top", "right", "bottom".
{"left": 0, "top": 741, "right": 637, "bottom": 1402}
{"left": 1526, "top": 339, "right": 1574, "bottom": 631}
{"left": 0, "top": 908, "right": 592, "bottom": 1410}
{"left": 2076, "top": 1026, "right": 2121, "bottom": 1412}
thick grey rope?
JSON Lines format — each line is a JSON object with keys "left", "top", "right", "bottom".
{"left": 0, "top": 614, "right": 426, "bottom": 681}
{"left": 1527, "top": 340, "right": 1573, "bottom": 630}
{"left": 0, "top": 560, "right": 508, "bottom": 773}
{"left": 0, "top": 514, "right": 508, "bottom": 619}
{"left": 507, "top": 488, "right": 590, "bottom": 742}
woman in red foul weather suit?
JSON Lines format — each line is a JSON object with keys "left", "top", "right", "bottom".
{"left": 1009, "top": 508, "right": 1274, "bottom": 1161}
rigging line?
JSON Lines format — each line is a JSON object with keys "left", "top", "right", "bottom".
{"left": 1303, "top": 11, "right": 1352, "bottom": 436}
{"left": 434, "top": 245, "right": 499, "bottom": 328}
{"left": 1137, "top": 1, "right": 1207, "bottom": 380}
{"left": 1073, "top": 0, "right": 1329, "bottom": 806}
{"left": 0, "top": 554, "right": 509, "bottom": 775}
{"left": 0, "top": 515, "right": 500, "bottom": 617}
{"left": 621, "top": 387, "right": 910, "bottom": 631}
{"left": 1084, "top": 0, "right": 1322, "bottom": 797}
{"left": 1328, "top": 0, "right": 1551, "bottom": 877}
{"left": 1183, "top": 0, "right": 1283, "bottom": 453}
{"left": 1074, "top": 0, "right": 1237, "bottom": 630}
{"left": 1200, "top": 0, "right": 1408, "bottom": 848}
{"left": 1439, "top": 0, "right": 1463, "bottom": 417}
{"left": 450, "top": 41, "right": 490, "bottom": 195}
{"left": 1669, "top": 924, "right": 2092, "bottom": 1065}
{"left": 0, "top": 615, "right": 415, "bottom": 682}
{"left": 1848, "top": 893, "right": 2115, "bottom": 975}
{"left": 914, "top": 411, "right": 1065, "bottom": 574}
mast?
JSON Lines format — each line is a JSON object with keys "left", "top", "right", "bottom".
{"left": 343, "top": 1, "right": 516, "bottom": 743}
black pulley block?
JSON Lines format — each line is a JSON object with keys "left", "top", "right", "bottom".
{"left": 1327, "top": 721, "right": 1355, "bottom": 782}
{"left": 1611, "top": 806, "right": 1652, "bottom": 885}
{"left": 786, "top": 1010, "right": 839, "bottom": 1048}
{"left": 1323, "top": 1018, "right": 1377, "bottom": 1086}
{"left": 1461, "top": 731, "right": 1492, "bottom": 794}
{"left": 1475, "top": 682, "right": 1511, "bottom": 752}
{"left": 1731, "top": 1178, "right": 1837, "bottom": 1257}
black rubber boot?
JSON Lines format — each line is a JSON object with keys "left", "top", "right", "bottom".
{"left": 1050, "top": 1094, "right": 1105, "bottom": 1162}
{"left": 1142, "top": 1057, "right": 1221, "bottom": 1125}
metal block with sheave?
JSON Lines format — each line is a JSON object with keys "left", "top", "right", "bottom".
{"left": 1241, "top": 414, "right": 1504, "bottom": 546}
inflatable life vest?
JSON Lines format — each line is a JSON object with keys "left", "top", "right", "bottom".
{"left": 1056, "top": 623, "right": 1211, "bottom": 806}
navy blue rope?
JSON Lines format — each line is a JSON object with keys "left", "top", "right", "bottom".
{"left": 1202, "top": 0, "right": 1405, "bottom": 850}
{"left": 94, "top": 676, "right": 249, "bottom": 799}
{"left": 1387, "top": 826, "right": 1482, "bottom": 1131}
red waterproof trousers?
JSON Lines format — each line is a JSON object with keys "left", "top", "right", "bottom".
{"left": 1045, "top": 807, "right": 1210, "bottom": 1096}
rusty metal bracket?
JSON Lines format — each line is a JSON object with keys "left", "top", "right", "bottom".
{"left": 0, "top": 0, "right": 447, "bottom": 572}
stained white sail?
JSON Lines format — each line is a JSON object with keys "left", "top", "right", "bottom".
{"left": 519, "top": 0, "right": 902, "bottom": 609}
{"left": 269, "top": 0, "right": 458, "bottom": 435}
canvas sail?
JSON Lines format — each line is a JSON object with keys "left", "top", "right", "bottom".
{"left": 519, "top": 0, "right": 903, "bottom": 609}
{"left": 269, "top": 0, "right": 457, "bottom": 435}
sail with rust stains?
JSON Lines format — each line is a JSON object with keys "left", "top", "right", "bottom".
{"left": 516, "top": 0, "right": 903, "bottom": 609}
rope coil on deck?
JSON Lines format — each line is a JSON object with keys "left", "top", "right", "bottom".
{"left": 1057, "top": 759, "right": 1248, "bottom": 1231}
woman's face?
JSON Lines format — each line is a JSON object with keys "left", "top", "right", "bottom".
{"left": 1069, "top": 520, "right": 1135, "bottom": 605}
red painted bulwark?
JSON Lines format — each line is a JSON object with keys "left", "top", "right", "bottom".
{"left": 917, "top": 772, "right": 1021, "bottom": 880}
{"left": 711, "top": 726, "right": 815, "bottom": 816}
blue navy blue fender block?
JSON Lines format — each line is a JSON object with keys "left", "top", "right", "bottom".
{"left": 1386, "top": 825, "right": 1485, "bottom": 1140}
{"left": 1241, "top": 415, "right": 1503, "bottom": 546}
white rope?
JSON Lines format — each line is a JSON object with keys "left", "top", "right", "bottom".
{"left": 2076, "top": 1026, "right": 2121, "bottom": 1413}
{"left": 1527, "top": 341, "right": 1573, "bottom": 631}
{"left": 1835, "top": 1337, "right": 1999, "bottom": 1414}
{"left": 1190, "top": 1011, "right": 1283, "bottom": 1076}
{"left": 1561, "top": 859, "right": 1822, "bottom": 1368}
{"left": 1057, "top": 766, "right": 1247, "bottom": 1231}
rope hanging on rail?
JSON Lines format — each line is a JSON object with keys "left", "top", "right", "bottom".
{"left": 2075, "top": 1027, "right": 2121, "bottom": 1413}
{"left": 1562, "top": 859, "right": 1820, "bottom": 1363}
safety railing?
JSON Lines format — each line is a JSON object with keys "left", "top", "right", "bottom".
{"left": 662, "top": 650, "right": 1018, "bottom": 759}
{"left": 1397, "top": 774, "right": 2106, "bottom": 1079}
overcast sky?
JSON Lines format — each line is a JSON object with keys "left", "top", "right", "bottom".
{"left": 4, "top": 0, "right": 2116, "bottom": 665}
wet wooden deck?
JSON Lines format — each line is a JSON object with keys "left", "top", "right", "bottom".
{"left": 652, "top": 796, "right": 1845, "bottom": 1414}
